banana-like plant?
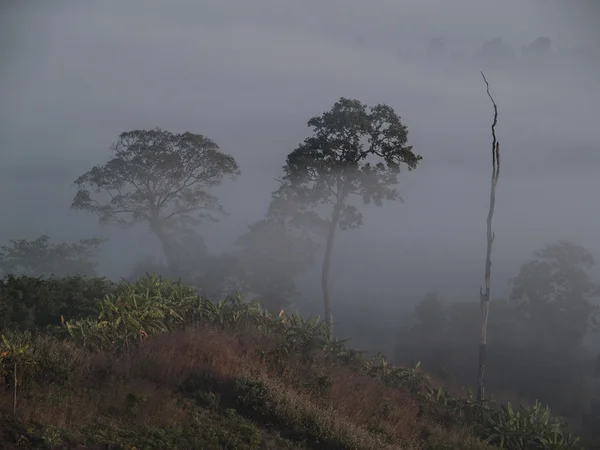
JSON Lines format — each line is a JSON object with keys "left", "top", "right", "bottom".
{"left": 54, "top": 274, "right": 584, "bottom": 449}
{"left": 0, "top": 333, "right": 33, "bottom": 414}
{"left": 484, "top": 401, "right": 581, "bottom": 450}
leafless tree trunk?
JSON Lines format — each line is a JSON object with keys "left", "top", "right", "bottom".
{"left": 478, "top": 71, "right": 500, "bottom": 401}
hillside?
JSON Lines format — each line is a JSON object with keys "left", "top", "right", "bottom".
{"left": 0, "top": 275, "right": 586, "bottom": 449}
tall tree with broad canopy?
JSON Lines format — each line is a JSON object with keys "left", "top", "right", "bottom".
{"left": 72, "top": 128, "right": 240, "bottom": 271}
{"left": 510, "top": 240, "right": 600, "bottom": 349}
{"left": 272, "top": 97, "right": 422, "bottom": 335}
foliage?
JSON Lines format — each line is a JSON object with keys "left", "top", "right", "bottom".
{"left": 232, "top": 217, "right": 319, "bottom": 312}
{"left": 0, "top": 331, "right": 35, "bottom": 414}
{"left": 65, "top": 275, "right": 196, "bottom": 352}
{"left": 395, "top": 291, "right": 597, "bottom": 427}
{"left": 478, "top": 38, "right": 517, "bottom": 66}
{"left": 72, "top": 127, "right": 240, "bottom": 270}
{"left": 510, "top": 240, "right": 600, "bottom": 348}
{"left": 0, "top": 235, "right": 106, "bottom": 278}
{"left": 271, "top": 97, "right": 421, "bottom": 234}
{"left": 483, "top": 401, "right": 581, "bottom": 450}
{"left": 0, "top": 274, "right": 115, "bottom": 332}
{"left": 0, "top": 274, "right": 587, "bottom": 449}
{"left": 394, "top": 240, "right": 600, "bottom": 428}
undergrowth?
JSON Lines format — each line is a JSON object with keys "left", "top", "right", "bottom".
{"left": 0, "top": 274, "right": 587, "bottom": 449}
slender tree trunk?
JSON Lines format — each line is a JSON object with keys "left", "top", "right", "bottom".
{"left": 322, "top": 203, "right": 342, "bottom": 337}
{"left": 478, "top": 71, "right": 500, "bottom": 401}
{"left": 12, "top": 360, "right": 17, "bottom": 415}
{"left": 478, "top": 161, "right": 499, "bottom": 400}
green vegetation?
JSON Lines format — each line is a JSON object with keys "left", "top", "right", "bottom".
{"left": 0, "top": 274, "right": 585, "bottom": 449}
{"left": 0, "top": 235, "right": 106, "bottom": 278}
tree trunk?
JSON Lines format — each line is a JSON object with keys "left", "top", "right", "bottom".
{"left": 478, "top": 165, "right": 499, "bottom": 400}
{"left": 12, "top": 360, "right": 17, "bottom": 415}
{"left": 478, "top": 71, "right": 499, "bottom": 401}
{"left": 149, "top": 219, "right": 178, "bottom": 273}
{"left": 322, "top": 203, "right": 342, "bottom": 337}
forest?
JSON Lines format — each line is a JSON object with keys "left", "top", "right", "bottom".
{"left": 1, "top": 91, "right": 599, "bottom": 449}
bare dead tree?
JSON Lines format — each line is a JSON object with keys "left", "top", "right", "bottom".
{"left": 478, "top": 71, "right": 500, "bottom": 401}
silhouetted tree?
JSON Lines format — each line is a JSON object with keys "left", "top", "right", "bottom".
{"left": 413, "top": 293, "right": 447, "bottom": 334}
{"left": 128, "top": 227, "right": 209, "bottom": 279}
{"left": 510, "top": 240, "right": 600, "bottom": 349}
{"left": 233, "top": 217, "right": 318, "bottom": 312}
{"left": 72, "top": 128, "right": 240, "bottom": 272}
{"left": 0, "top": 235, "right": 106, "bottom": 278}
{"left": 478, "top": 37, "right": 516, "bottom": 67}
{"left": 272, "top": 97, "right": 422, "bottom": 335}
{"left": 521, "top": 37, "right": 552, "bottom": 63}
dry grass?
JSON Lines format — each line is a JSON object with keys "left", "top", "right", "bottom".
{"left": 0, "top": 324, "right": 494, "bottom": 449}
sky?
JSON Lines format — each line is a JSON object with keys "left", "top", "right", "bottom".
{"left": 1, "top": 0, "right": 600, "bottom": 336}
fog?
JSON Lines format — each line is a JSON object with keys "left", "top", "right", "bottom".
{"left": 1, "top": 0, "right": 600, "bottom": 353}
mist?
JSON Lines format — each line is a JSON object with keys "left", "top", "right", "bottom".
{"left": 2, "top": 0, "right": 600, "bottom": 430}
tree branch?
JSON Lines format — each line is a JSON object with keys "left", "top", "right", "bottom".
{"left": 481, "top": 71, "right": 499, "bottom": 169}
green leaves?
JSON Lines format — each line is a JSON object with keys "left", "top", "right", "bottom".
{"left": 65, "top": 275, "right": 196, "bottom": 352}
{"left": 271, "top": 97, "right": 422, "bottom": 235}
{"left": 0, "top": 235, "right": 106, "bottom": 278}
{"left": 510, "top": 240, "right": 600, "bottom": 347}
{"left": 72, "top": 128, "right": 240, "bottom": 229}
{"left": 0, "top": 274, "right": 114, "bottom": 332}
{"left": 0, "top": 333, "right": 31, "bottom": 361}
{"left": 482, "top": 401, "right": 581, "bottom": 450}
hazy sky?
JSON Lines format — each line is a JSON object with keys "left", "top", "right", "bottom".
{"left": 1, "top": 1, "right": 600, "bottom": 324}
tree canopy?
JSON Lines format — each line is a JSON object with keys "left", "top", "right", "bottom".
{"left": 510, "top": 240, "right": 600, "bottom": 347}
{"left": 72, "top": 128, "right": 240, "bottom": 270}
{"left": 272, "top": 97, "right": 421, "bottom": 231}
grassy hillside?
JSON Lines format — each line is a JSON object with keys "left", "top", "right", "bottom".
{"left": 0, "top": 275, "right": 586, "bottom": 449}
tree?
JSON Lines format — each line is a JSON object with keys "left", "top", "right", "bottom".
{"left": 521, "top": 37, "right": 552, "bottom": 64}
{"left": 477, "top": 37, "right": 517, "bottom": 67}
{"left": 129, "top": 227, "right": 210, "bottom": 280}
{"left": 0, "top": 235, "right": 105, "bottom": 278}
{"left": 232, "top": 217, "right": 318, "bottom": 312}
{"left": 413, "top": 293, "right": 447, "bottom": 336}
{"left": 72, "top": 128, "right": 240, "bottom": 271}
{"left": 271, "top": 97, "right": 422, "bottom": 335}
{"left": 0, "top": 332, "right": 33, "bottom": 415}
{"left": 510, "top": 240, "right": 600, "bottom": 349}
{"left": 477, "top": 72, "right": 500, "bottom": 401}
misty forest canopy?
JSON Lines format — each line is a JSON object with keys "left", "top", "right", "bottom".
{"left": 71, "top": 128, "right": 240, "bottom": 273}
{"left": 0, "top": 235, "right": 105, "bottom": 278}
{"left": 395, "top": 240, "right": 600, "bottom": 425}
{"left": 269, "top": 97, "right": 422, "bottom": 333}
{"left": 510, "top": 240, "right": 600, "bottom": 347}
